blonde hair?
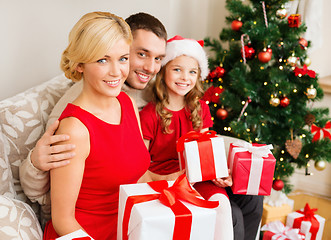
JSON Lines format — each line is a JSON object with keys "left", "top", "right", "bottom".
{"left": 60, "top": 11, "right": 132, "bottom": 82}
{"left": 152, "top": 61, "right": 204, "bottom": 134}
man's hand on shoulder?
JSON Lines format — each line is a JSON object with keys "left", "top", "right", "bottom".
{"left": 31, "top": 120, "right": 75, "bottom": 171}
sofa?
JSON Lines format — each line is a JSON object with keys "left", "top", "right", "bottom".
{"left": 0, "top": 74, "right": 261, "bottom": 240}
{"left": 0, "top": 74, "right": 73, "bottom": 240}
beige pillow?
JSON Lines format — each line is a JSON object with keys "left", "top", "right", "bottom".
{"left": 0, "top": 131, "right": 15, "bottom": 197}
{"left": 0, "top": 74, "right": 73, "bottom": 200}
{"left": 0, "top": 195, "right": 43, "bottom": 240}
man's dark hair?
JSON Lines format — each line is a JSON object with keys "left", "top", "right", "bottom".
{"left": 125, "top": 12, "right": 167, "bottom": 41}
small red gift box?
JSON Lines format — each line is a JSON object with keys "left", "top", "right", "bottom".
{"left": 177, "top": 131, "right": 228, "bottom": 183}
{"left": 117, "top": 174, "right": 219, "bottom": 240}
{"left": 288, "top": 14, "right": 301, "bottom": 28}
{"left": 261, "top": 221, "right": 305, "bottom": 240}
{"left": 286, "top": 204, "right": 325, "bottom": 240}
{"left": 227, "top": 141, "right": 276, "bottom": 195}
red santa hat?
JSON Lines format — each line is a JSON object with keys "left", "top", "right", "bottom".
{"left": 162, "top": 35, "right": 209, "bottom": 80}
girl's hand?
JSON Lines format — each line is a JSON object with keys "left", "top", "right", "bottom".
{"left": 211, "top": 169, "right": 232, "bottom": 188}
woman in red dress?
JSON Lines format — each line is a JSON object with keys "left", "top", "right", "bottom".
{"left": 43, "top": 12, "right": 150, "bottom": 240}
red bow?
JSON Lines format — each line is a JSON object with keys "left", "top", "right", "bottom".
{"left": 176, "top": 130, "right": 217, "bottom": 153}
{"left": 122, "top": 174, "right": 218, "bottom": 240}
{"left": 311, "top": 121, "right": 331, "bottom": 142}
{"left": 294, "top": 65, "right": 316, "bottom": 78}
{"left": 293, "top": 203, "right": 319, "bottom": 240}
{"left": 167, "top": 35, "right": 204, "bottom": 47}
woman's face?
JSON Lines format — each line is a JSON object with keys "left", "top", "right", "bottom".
{"left": 77, "top": 38, "right": 130, "bottom": 98}
{"left": 164, "top": 55, "right": 199, "bottom": 98}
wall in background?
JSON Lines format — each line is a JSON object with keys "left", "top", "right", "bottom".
{"left": 0, "top": 0, "right": 227, "bottom": 100}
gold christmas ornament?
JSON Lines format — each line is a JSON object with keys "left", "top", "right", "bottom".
{"left": 304, "top": 57, "right": 311, "bottom": 66}
{"left": 269, "top": 96, "right": 280, "bottom": 107}
{"left": 287, "top": 55, "right": 297, "bottom": 67}
{"left": 276, "top": 8, "right": 287, "bottom": 19}
{"left": 315, "top": 160, "right": 327, "bottom": 171}
{"left": 306, "top": 85, "right": 317, "bottom": 99}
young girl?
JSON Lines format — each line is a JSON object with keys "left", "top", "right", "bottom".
{"left": 139, "top": 35, "right": 234, "bottom": 239}
{"left": 43, "top": 12, "right": 150, "bottom": 240}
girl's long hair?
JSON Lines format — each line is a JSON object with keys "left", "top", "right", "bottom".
{"left": 152, "top": 62, "right": 205, "bottom": 134}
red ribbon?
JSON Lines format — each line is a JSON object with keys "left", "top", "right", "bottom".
{"left": 51, "top": 237, "right": 91, "bottom": 240}
{"left": 293, "top": 203, "right": 319, "bottom": 240}
{"left": 294, "top": 65, "right": 316, "bottom": 78}
{"left": 311, "top": 121, "right": 331, "bottom": 142}
{"left": 177, "top": 131, "right": 218, "bottom": 180}
{"left": 122, "top": 174, "right": 219, "bottom": 240}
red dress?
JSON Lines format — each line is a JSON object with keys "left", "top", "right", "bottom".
{"left": 139, "top": 100, "right": 227, "bottom": 200}
{"left": 43, "top": 92, "right": 150, "bottom": 240}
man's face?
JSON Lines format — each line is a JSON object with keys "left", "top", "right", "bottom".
{"left": 126, "top": 29, "right": 166, "bottom": 90}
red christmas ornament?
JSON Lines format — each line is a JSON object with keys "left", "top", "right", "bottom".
{"left": 288, "top": 14, "right": 301, "bottom": 28}
{"left": 280, "top": 97, "right": 290, "bottom": 107}
{"left": 215, "top": 66, "right": 225, "bottom": 78}
{"left": 272, "top": 179, "right": 284, "bottom": 191}
{"left": 231, "top": 20, "right": 243, "bottom": 31}
{"left": 241, "top": 44, "right": 255, "bottom": 59}
{"left": 298, "top": 37, "right": 308, "bottom": 49}
{"left": 208, "top": 71, "right": 217, "bottom": 79}
{"left": 216, "top": 108, "right": 228, "bottom": 120}
{"left": 202, "top": 86, "right": 224, "bottom": 103}
{"left": 258, "top": 48, "right": 272, "bottom": 63}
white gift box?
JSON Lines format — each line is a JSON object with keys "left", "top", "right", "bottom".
{"left": 117, "top": 181, "right": 217, "bottom": 240}
{"left": 286, "top": 209, "right": 325, "bottom": 240}
{"left": 56, "top": 230, "right": 94, "bottom": 240}
{"left": 178, "top": 135, "right": 228, "bottom": 183}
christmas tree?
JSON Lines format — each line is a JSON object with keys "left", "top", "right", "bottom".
{"left": 203, "top": 0, "right": 331, "bottom": 193}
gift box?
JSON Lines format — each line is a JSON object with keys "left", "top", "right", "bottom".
{"left": 177, "top": 130, "right": 228, "bottom": 183}
{"left": 261, "top": 221, "right": 305, "bottom": 240}
{"left": 227, "top": 141, "right": 276, "bottom": 195}
{"left": 286, "top": 203, "right": 325, "bottom": 240}
{"left": 262, "top": 201, "right": 294, "bottom": 226}
{"left": 117, "top": 174, "right": 219, "bottom": 240}
{"left": 54, "top": 230, "right": 94, "bottom": 240}
{"left": 288, "top": 14, "right": 301, "bottom": 28}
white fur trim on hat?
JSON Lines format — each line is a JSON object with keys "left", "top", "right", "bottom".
{"left": 162, "top": 36, "right": 209, "bottom": 80}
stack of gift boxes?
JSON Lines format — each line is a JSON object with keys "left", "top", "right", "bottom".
{"left": 116, "top": 131, "right": 325, "bottom": 240}
{"left": 261, "top": 202, "right": 326, "bottom": 240}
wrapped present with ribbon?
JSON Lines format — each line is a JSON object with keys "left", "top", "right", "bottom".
{"left": 261, "top": 220, "right": 305, "bottom": 240}
{"left": 176, "top": 130, "right": 228, "bottom": 183}
{"left": 262, "top": 202, "right": 294, "bottom": 226}
{"left": 53, "top": 230, "right": 94, "bottom": 240}
{"left": 117, "top": 174, "right": 219, "bottom": 240}
{"left": 288, "top": 14, "right": 301, "bottom": 28}
{"left": 227, "top": 141, "right": 276, "bottom": 195}
{"left": 286, "top": 204, "right": 325, "bottom": 240}
{"left": 262, "top": 189, "right": 295, "bottom": 226}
